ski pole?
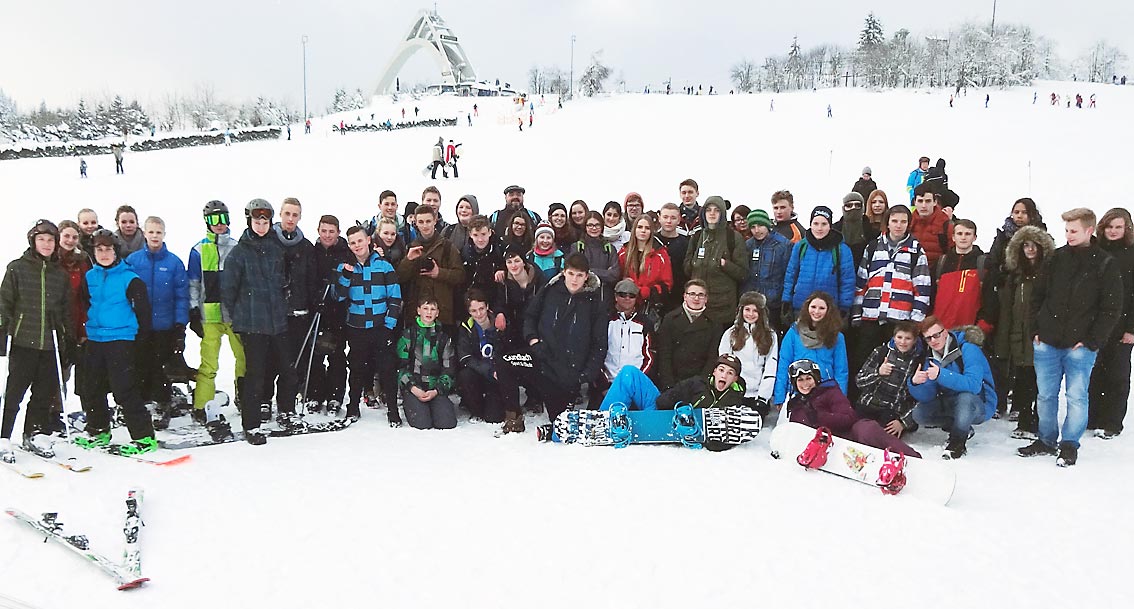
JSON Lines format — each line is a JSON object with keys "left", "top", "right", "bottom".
{"left": 301, "top": 312, "right": 320, "bottom": 404}
{"left": 51, "top": 329, "right": 70, "bottom": 439}
{"left": 294, "top": 285, "right": 330, "bottom": 368}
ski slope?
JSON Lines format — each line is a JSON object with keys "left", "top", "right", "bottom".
{"left": 0, "top": 82, "right": 1131, "bottom": 609}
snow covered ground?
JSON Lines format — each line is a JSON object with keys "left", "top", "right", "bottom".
{"left": 1, "top": 81, "right": 1132, "bottom": 609}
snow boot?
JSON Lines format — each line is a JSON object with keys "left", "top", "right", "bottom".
{"left": 1095, "top": 429, "right": 1120, "bottom": 440}
{"left": 1017, "top": 439, "right": 1057, "bottom": 458}
{"left": 277, "top": 412, "right": 307, "bottom": 433}
{"left": 797, "top": 427, "right": 833, "bottom": 469}
{"left": 206, "top": 415, "right": 235, "bottom": 443}
{"left": 245, "top": 426, "right": 267, "bottom": 446}
{"left": 152, "top": 402, "right": 173, "bottom": 431}
{"left": 22, "top": 430, "right": 56, "bottom": 459}
{"left": 0, "top": 438, "right": 15, "bottom": 464}
{"left": 1056, "top": 443, "right": 1078, "bottom": 468}
{"left": 74, "top": 429, "right": 112, "bottom": 449}
{"left": 941, "top": 437, "right": 967, "bottom": 460}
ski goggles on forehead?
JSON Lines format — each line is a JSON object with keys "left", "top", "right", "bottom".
{"left": 205, "top": 212, "right": 230, "bottom": 226}
{"left": 788, "top": 360, "right": 820, "bottom": 379}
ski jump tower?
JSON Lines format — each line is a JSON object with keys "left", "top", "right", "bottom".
{"left": 375, "top": 9, "right": 477, "bottom": 94}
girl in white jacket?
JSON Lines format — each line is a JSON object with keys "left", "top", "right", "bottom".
{"left": 718, "top": 291, "right": 778, "bottom": 416}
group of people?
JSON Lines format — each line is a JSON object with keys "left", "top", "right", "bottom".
{"left": 1, "top": 162, "right": 1129, "bottom": 467}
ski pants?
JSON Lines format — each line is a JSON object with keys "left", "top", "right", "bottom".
{"left": 847, "top": 419, "right": 921, "bottom": 458}
{"left": 238, "top": 333, "right": 297, "bottom": 429}
{"left": 456, "top": 367, "right": 505, "bottom": 423}
{"left": 194, "top": 322, "right": 245, "bottom": 410}
{"left": 306, "top": 325, "right": 348, "bottom": 406}
{"left": 402, "top": 392, "right": 458, "bottom": 430}
{"left": 599, "top": 366, "right": 660, "bottom": 411}
{"left": 264, "top": 315, "right": 310, "bottom": 405}
{"left": 1, "top": 345, "right": 60, "bottom": 439}
{"left": 1089, "top": 341, "right": 1132, "bottom": 433}
{"left": 345, "top": 325, "right": 396, "bottom": 420}
{"left": 912, "top": 391, "right": 984, "bottom": 444}
{"left": 82, "top": 340, "right": 154, "bottom": 440}
{"left": 136, "top": 329, "right": 176, "bottom": 405}
{"left": 495, "top": 351, "right": 574, "bottom": 422}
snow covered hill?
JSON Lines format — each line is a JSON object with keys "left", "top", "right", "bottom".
{"left": 0, "top": 82, "right": 1130, "bottom": 609}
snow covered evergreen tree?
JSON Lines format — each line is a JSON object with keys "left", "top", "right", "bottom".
{"left": 578, "top": 51, "right": 611, "bottom": 97}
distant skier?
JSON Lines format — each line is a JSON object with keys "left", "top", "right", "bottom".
{"left": 1033, "top": 92, "right": 1038, "bottom": 104}
{"left": 985, "top": 94, "right": 990, "bottom": 108}
{"left": 827, "top": 104, "right": 832, "bottom": 118}
{"left": 414, "top": 106, "right": 419, "bottom": 118}
{"left": 473, "top": 103, "right": 478, "bottom": 116}
{"left": 949, "top": 95, "right": 953, "bottom": 108}
{"left": 467, "top": 113, "right": 471, "bottom": 126}
{"left": 79, "top": 158, "right": 87, "bottom": 178}
{"left": 112, "top": 144, "right": 125, "bottom": 174}
{"left": 402, "top": 108, "right": 406, "bottom": 119}
{"left": 305, "top": 118, "right": 311, "bottom": 134}
{"left": 286, "top": 125, "right": 291, "bottom": 140}
{"left": 445, "top": 139, "right": 460, "bottom": 179}
{"left": 1090, "top": 94, "right": 1096, "bottom": 108}
{"left": 770, "top": 98, "right": 774, "bottom": 111}
{"left": 224, "top": 128, "right": 232, "bottom": 146}
{"left": 518, "top": 117, "right": 523, "bottom": 132}
{"left": 339, "top": 120, "right": 345, "bottom": 135}
{"left": 528, "top": 112, "right": 533, "bottom": 128}
{"left": 430, "top": 138, "right": 447, "bottom": 179}
{"left": 150, "top": 125, "right": 156, "bottom": 137}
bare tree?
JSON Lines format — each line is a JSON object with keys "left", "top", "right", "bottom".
{"left": 730, "top": 59, "right": 758, "bottom": 92}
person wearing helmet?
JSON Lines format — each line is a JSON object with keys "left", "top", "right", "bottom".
{"left": 187, "top": 200, "right": 245, "bottom": 420}
{"left": 0, "top": 220, "right": 74, "bottom": 463}
{"left": 71, "top": 229, "right": 158, "bottom": 456}
{"left": 222, "top": 199, "right": 296, "bottom": 445}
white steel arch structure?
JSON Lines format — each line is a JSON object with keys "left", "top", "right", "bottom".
{"left": 375, "top": 9, "right": 477, "bottom": 93}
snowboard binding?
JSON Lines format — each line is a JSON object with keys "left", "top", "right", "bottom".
{"left": 608, "top": 403, "right": 632, "bottom": 449}
{"left": 876, "top": 449, "right": 908, "bottom": 495}
{"left": 672, "top": 404, "right": 702, "bottom": 450}
{"left": 797, "top": 427, "right": 834, "bottom": 469}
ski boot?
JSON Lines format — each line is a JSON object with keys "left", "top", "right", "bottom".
{"left": 152, "top": 402, "right": 173, "bottom": 431}
{"left": 608, "top": 403, "right": 632, "bottom": 448}
{"left": 277, "top": 412, "right": 308, "bottom": 433}
{"left": 672, "top": 404, "right": 703, "bottom": 449}
{"left": 73, "top": 428, "right": 112, "bottom": 450}
{"left": 245, "top": 426, "right": 268, "bottom": 446}
{"left": 113, "top": 437, "right": 158, "bottom": 456}
{"left": 876, "top": 449, "right": 907, "bottom": 495}
{"left": 66, "top": 411, "right": 87, "bottom": 433}
{"left": 797, "top": 427, "right": 834, "bottom": 469}
{"left": 326, "top": 400, "right": 342, "bottom": 416}
{"left": 22, "top": 429, "right": 56, "bottom": 459}
{"left": 0, "top": 438, "right": 15, "bottom": 464}
{"left": 259, "top": 403, "right": 273, "bottom": 423}
{"left": 205, "top": 414, "right": 235, "bottom": 443}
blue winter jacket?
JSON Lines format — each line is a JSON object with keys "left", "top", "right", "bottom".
{"left": 335, "top": 251, "right": 403, "bottom": 330}
{"left": 741, "top": 231, "right": 792, "bottom": 307}
{"left": 906, "top": 168, "right": 926, "bottom": 202}
{"left": 907, "top": 330, "right": 997, "bottom": 422}
{"left": 773, "top": 323, "right": 848, "bottom": 405}
{"left": 783, "top": 236, "right": 856, "bottom": 315}
{"left": 126, "top": 244, "right": 190, "bottom": 331}
{"left": 85, "top": 262, "right": 144, "bottom": 342}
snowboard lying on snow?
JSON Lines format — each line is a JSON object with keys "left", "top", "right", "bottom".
{"left": 158, "top": 415, "right": 353, "bottom": 450}
{"left": 548, "top": 404, "right": 761, "bottom": 450}
{"left": 769, "top": 421, "right": 957, "bottom": 505}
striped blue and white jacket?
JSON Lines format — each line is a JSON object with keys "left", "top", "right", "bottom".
{"left": 336, "top": 252, "right": 402, "bottom": 330}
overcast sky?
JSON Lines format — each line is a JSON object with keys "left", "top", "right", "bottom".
{"left": 4, "top": 0, "right": 1130, "bottom": 111}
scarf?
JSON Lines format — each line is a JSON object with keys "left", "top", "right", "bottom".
{"left": 603, "top": 221, "right": 625, "bottom": 244}
{"left": 1001, "top": 216, "right": 1021, "bottom": 239}
{"left": 840, "top": 208, "right": 865, "bottom": 245}
{"left": 798, "top": 324, "right": 823, "bottom": 349}
{"left": 683, "top": 302, "right": 705, "bottom": 323}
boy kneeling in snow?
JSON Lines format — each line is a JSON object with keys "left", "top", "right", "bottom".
{"left": 397, "top": 299, "right": 457, "bottom": 430}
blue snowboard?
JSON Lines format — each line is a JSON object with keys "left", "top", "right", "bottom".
{"left": 552, "top": 405, "right": 761, "bottom": 448}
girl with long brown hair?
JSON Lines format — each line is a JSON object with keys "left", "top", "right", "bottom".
{"left": 718, "top": 291, "right": 778, "bottom": 415}
{"left": 617, "top": 215, "right": 672, "bottom": 304}
{"left": 772, "top": 291, "right": 848, "bottom": 407}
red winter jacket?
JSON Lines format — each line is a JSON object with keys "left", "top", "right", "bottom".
{"left": 933, "top": 247, "right": 995, "bottom": 332}
{"left": 618, "top": 241, "right": 673, "bottom": 301}
{"left": 910, "top": 208, "right": 953, "bottom": 269}
{"left": 787, "top": 381, "right": 859, "bottom": 435}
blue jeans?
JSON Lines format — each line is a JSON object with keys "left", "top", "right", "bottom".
{"left": 1034, "top": 341, "right": 1097, "bottom": 449}
{"left": 600, "top": 366, "right": 659, "bottom": 411}
{"left": 913, "top": 392, "right": 984, "bottom": 442}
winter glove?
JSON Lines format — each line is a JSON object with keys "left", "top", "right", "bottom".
{"left": 173, "top": 325, "right": 187, "bottom": 353}
{"left": 189, "top": 308, "right": 204, "bottom": 339}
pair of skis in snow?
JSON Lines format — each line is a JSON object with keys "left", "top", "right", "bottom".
{"left": 5, "top": 488, "right": 149, "bottom": 590}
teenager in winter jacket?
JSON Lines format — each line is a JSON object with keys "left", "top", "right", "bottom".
{"left": 992, "top": 225, "right": 1054, "bottom": 438}
{"left": 774, "top": 291, "right": 848, "bottom": 406}
{"left": 188, "top": 200, "right": 245, "bottom": 415}
{"left": 656, "top": 203, "right": 690, "bottom": 313}
{"left": 456, "top": 291, "right": 506, "bottom": 426}
{"left": 574, "top": 211, "right": 621, "bottom": 287}
{"left": 337, "top": 225, "right": 403, "bottom": 424}
{"left": 547, "top": 202, "right": 578, "bottom": 250}
{"left": 771, "top": 190, "right": 805, "bottom": 243}
{"left": 677, "top": 178, "right": 701, "bottom": 235}
{"left": 905, "top": 156, "right": 929, "bottom": 203}
{"left": 854, "top": 322, "right": 924, "bottom": 436}
{"left": 988, "top": 197, "right": 1045, "bottom": 272}
{"left": 270, "top": 199, "right": 319, "bottom": 406}
{"left": 73, "top": 230, "right": 156, "bottom": 455}
{"left": 932, "top": 219, "right": 996, "bottom": 332}
{"left": 741, "top": 209, "right": 792, "bottom": 330}
{"left": 909, "top": 183, "right": 953, "bottom": 269}
{"left": 495, "top": 247, "right": 547, "bottom": 350}
{"left": 461, "top": 215, "right": 506, "bottom": 306}
{"left": 398, "top": 299, "right": 458, "bottom": 430}
{"left": 718, "top": 292, "right": 778, "bottom": 416}
{"left": 441, "top": 194, "right": 479, "bottom": 250}
{"left": 656, "top": 280, "right": 719, "bottom": 391}
{"left": 684, "top": 196, "right": 748, "bottom": 323}
{"left": 833, "top": 193, "right": 880, "bottom": 269}
{"left": 782, "top": 206, "right": 856, "bottom": 319}
{"left": 397, "top": 204, "right": 466, "bottom": 326}
{"left": 221, "top": 200, "right": 299, "bottom": 444}
{"left": 601, "top": 201, "right": 631, "bottom": 250}
{"left": 113, "top": 205, "right": 145, "bottom": 257}
{"left": 597, "top": 279, "right": 658, "bottom": 404}
{"left": 0, "top": 220, "right": 73, "bottom": 461}
{"left": 910, "top": 318, "right": 997, "bottom": 459}
{"left": 125, "top": 216, "right": 190, "bottom": 422}
{"left": 618, "top": 216, "right": 673, "bottom": 306}
{"left": 851, "top": 167, "right": 877, "bottom": 204}
{"left": 55, "top": 221, "right": 91, "bottom": 426}
{"left": 521, "top": 254, "right": 608, "bottom": 422}
{"left": 1019, "top": 208, "right": 1122, "bottom": 466}
{"left": 1089, "top": 208, "right": 1134, "bottom": 438}
{"left": 785, "top": 359, "right": 920, "bottom": 457}
{"left": 528, "top": 222, "right": 565, "bottom": 280}
{"left": 309, "top": 215, "right": 353, "bottom": 411}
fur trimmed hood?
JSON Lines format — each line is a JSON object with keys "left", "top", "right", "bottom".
{"left": 1004, "top": 225, "right": 1056, "bottom": 271}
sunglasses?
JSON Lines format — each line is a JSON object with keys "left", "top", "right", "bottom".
{"left": 844, "top": 202, "right": 863, "bottom": 209}
{"left": 205, "top": 212, "right": 230, "bottom": 226}
{"left": 788, "top": 360, "right": 819, "bottom": 378}
{"left": 615, "top": 292, "right": 637, "bottom": 298}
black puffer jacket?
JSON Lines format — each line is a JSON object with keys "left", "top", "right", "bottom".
{"left": 523, "top": 271, "right": 608, "bottom": 389}
{"left": 314, "top": 236, "right": 352, "bottom": 329}
{"left": 1030, "top": 238, "right": 1123, "bottom": 350}
{"left": 222, "top": 228, "right": 288, "bottom": 335}
{"left": 273, "top": 224, "right": 319, "bottom": 314}
{"left": 1099, "top": 238, "right": 1134, "bottom": 340}
{"left": 0, "top": 249, "right": 72, "bottom": 351}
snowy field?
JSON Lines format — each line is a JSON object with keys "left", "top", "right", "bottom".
{"left": 1, "top": 81, "right": 1132, "bottom": 609}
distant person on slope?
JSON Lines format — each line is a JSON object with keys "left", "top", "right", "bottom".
{"left": 430, "top": 137, "right": 447, "bottom": 179}
{"left": 851, "top": 167, "right": 877, "bottom": 203}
